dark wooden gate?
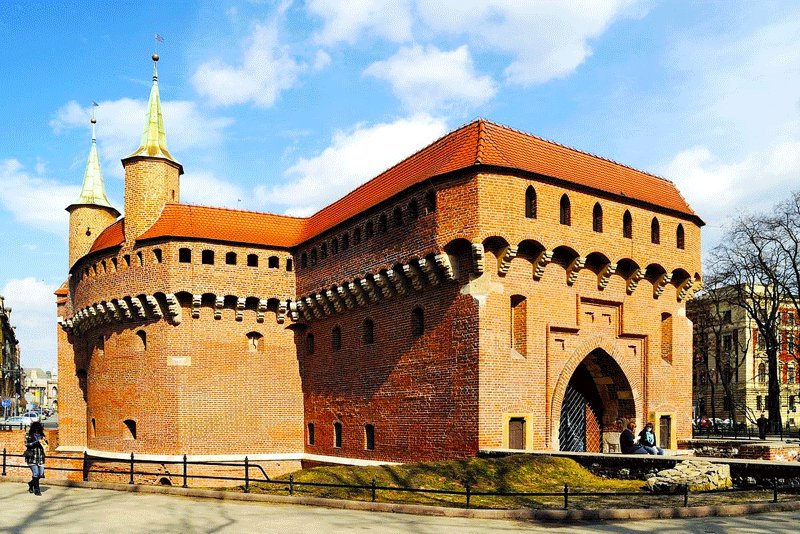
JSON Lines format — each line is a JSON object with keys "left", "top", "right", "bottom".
{"left": 509, "top": 417, "right": 526, "bottom": 450}
{"left": 659, "top": 415, "right": 671, "bottom": 449}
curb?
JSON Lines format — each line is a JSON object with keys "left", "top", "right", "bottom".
{"left": 3, "top": 476, "right": 800, "bottom": 521}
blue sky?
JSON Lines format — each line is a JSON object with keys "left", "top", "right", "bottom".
{"left": 1, "top": 1, "right": 798, "bottom": 371}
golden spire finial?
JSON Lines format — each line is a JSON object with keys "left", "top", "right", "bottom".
{"left": 70, "top": 115, "right": 116, "bottom": 210}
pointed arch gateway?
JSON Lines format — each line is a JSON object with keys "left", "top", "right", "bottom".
{"left": 551, "top": 342, "right": 638, "bottom": 452}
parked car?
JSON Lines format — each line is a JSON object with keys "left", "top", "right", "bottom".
{"left": 3, "top": 415, "right": 34, "bottom": 428}
{"left": 21, "top": 411, "right": 40, "bottom": 422}
{"left": 695, "top": 416, "right": 713, "bottom": 429}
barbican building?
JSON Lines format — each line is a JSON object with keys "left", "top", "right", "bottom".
{"left": 57, "top": 56, "right": 703, "bottom": 473}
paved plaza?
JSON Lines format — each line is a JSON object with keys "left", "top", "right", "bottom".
{"left": 1, "top": 481, "right": 800, "bottom": 533}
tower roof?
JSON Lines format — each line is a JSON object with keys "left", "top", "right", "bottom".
{"left": 124, "top": 54, "right": 182, "bottom": 171}
{"left": 67, "top": 118, "right": 120, "bottom": 215}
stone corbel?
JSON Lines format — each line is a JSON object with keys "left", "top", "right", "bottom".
{"left": 418, "top": 258, "right": 440, "bottom": 287}
{"left": 434, "top": 253, "right": 458, "bottom": 282}
{"left": 191, "top": 295, "right": 202, "bottom": 319}
{"left": 304, "top": 296, "right": 323, "bottom": 319}
{"left": 288, "top": 301, "right": 300, "bottom": 322}
{"left": 131, "top": 298, "right": 146, "bottom": 320}
{"left": 277, "top": 300, "right": 288, "bottom": 324}
{"left": 106, "top": 301, "right": 122, "bottom": 322}
{"left": 326, "top": 289, "right": 345, "bottom": 313}
{"left": 532, "top": 250, "right": 554, "bottom": 280}
{"left": 676, "top": 278, "right": 694, "bottom": 301}
{"left": 146, "top": 295, "right": 163, "bottom": 319}
{"left": 117, "top": 299, "right": 132, "bottom": 320}
{"left": 166, "top": 294, "right": 182, "bottom": 325}
{"left": 348, "top": 282, "right": 368, "bottom": 306}
{"left": 315, "top": 293, "right": 334, "bottom": 315}
{"left": 295, "top": 299, "right": 312, "bottom": 322}
{"left": 402, "top": 263, "right": 424, "bottom": 291}
{"left": 373, "top": 274, "right": 394, "bottom": 299}
{"left": 214, "top": 296, "right": 224, "bottom": 320}
{"left": 653, "top": 273, "right": 673, "bottom": 298}
{"left": 336, "top": 285, "right": 356, "bottom": 308}
{"left": 471, "top": 242, "right": 485, "bottom": 274}
{"left": 235, "top": 297, "right": 246, "bottom": 321}
{"left": 257, "top": 299, "right": 269, "bottom": 323}
{"left": 566, "top": 256, "right": 586, "bottom": 285}
{"left": 386, "top": 269, "right": 409, "bottom": 296}
{"left": 497, "top": 245, "right": 518, "bottom": 276}
{"left": 627, "top": 268, "right": 647, "bottom": 293}
{"left": 598, "top": 263, "right": 617, "bottom": 290}
{"left": 359, "top": 278, "right": 380, "bottom": 302}
{"left": 688, "top": 280, "right": 704, "bottom": 300}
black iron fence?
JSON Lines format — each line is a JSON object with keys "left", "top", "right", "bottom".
{"left": 2, "top": 448, "right": 800, "bottom": 510}
{"left": 692, "top": 424, "right": 800, "bottom": 441}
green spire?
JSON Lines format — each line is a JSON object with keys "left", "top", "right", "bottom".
{"left": 73, "top": 118, "right": 115, "bottom": 209}
{"left": 126, "top": 53, "right": 178, "bottom": 162}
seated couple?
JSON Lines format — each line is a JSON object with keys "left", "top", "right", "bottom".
{"left": 620, "top": 421, "right": 664, "bottom": 455}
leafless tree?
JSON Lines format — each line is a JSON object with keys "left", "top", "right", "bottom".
{"left": 711, "top": 213, "right": 784, "bottom": 432}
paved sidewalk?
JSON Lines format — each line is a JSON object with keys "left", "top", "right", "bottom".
{"left": 1, "top": 480, "right": 800, "bottom": 533}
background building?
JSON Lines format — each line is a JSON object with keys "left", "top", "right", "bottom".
{"left": 58, "top": 56, "right": 703, "bottom": 470}
{"left": 22, "top": 368, "right": 58, "bottom": 412}
{"left": 690, "top": 290, "right": 799, "bottom": 429}
{"left": 1, "top": 295, "right": 22, "bottom": 417}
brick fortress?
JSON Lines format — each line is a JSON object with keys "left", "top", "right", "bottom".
{"left": 57, "top": 56, "right": 703, "bottom": 472}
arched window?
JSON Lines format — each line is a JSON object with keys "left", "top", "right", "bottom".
{"left": 789, "top": 363, "right": 796, "bottom": 385}
{"left": 525, "top": 186, "right": 537, "bottom": 218}
{"left": 320, "top": 243, "right": 328, "bottom": 259}
{"left": 365, "top": 221, "right": 374, "bottom": 239}
{"left": 362, "top": 319, "right": 374, "bottom": 345}
{"left": 342, "top": 233, "right": 350, "bottom": 250}
{"left": 676, "top": 224, "right": 685, "bottom": 250}
{"left": 226, "top": 252, "right": 237, "bottom": 265}
{"left": 393, "top": 207, "right": 403, "bottom": 227}
{"left": 137, "top": 251, "right": 143, "bottom": 266}
{"left": 179, "top": 248, "right": 191, "bottom": 263}
{"left": 378, "top": 214, "right": 388, "bottom": 233}
{"left": 592, "top": 203, "right": 603, "bottom": 232}
{"left": 651, "top": 217, "right": 660, "bottom": 244}
{"left": 153, "top": 249, "right": 163, "bottom": 263}
{"left": 268, "top": 256, "right": 279, "bottom": 268}
{"left": 409, "top": 199, "right": 419, "bottom": 220}
{"left": 411, "top": 307, "right": 424, "bottom": 337}
{"left": 135, "top": 330, "right": 147, "bottom": 352}
{"left": 247, "top": 332, "right": 264, "bottom": 352}
{"left": 332, "top": 326, "right": 342, "bottom": 351}
{"left": 301, "top": 253, "right": 308, "bottom": 268}
{"left": 202, "top": 250, "right": 214, "bottom": 265}
{"left": 247, "top": 254, "right": 258, "bottom": 267}
{"left": 331, "top": 238, "right": 339, "bottom": 254}
{"left": 364, "top": 424, "right": 375, "bottom": 451}
{"left": 559, "top": 194, "right": 571, "bottom": 226}
{"left": 758, "top": 362, "right": 767, "bottom": 383}
{"left": 307, "top": 423, "right": 315, "bottom": 446}
{"left": 353, "top": 228, "right": 361, "bottom": 244}
{"left": 309, "top": 248, "right": 318, "bottom": 266}
{"left": 511, "top": 295, "right": 527, "bottom": 356}
{"left": 333, "top": 422, "right": 342, "bottom": 448}
{"left": 306, "top": 333, "right": 315, "bottom": 355}
{"left": 123, "top": 419, "right": 137, "bottom": 440}
{"left": 623, "top": 210, "right": 632, "bottom": 239}
{"left": 425, "top": 190, "right": 436, "bottom": 212}
{"left": 286, "top": 258, "right": 293, "bottom": 271}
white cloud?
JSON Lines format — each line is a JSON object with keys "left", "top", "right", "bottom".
{"left": 663, "top": 141, "right": 800, "bottom": 226}
{"left": 257, "top": 115, "right": 448, "bottom": 215}
{"left": 416, "top": 0, "right": 634, "bottom": 86}
{"left": 2, "top": 278, "right": 58, "bottom": 371}
{"left": 51, "top": 99, "right": 232, "bottom": 177}
{"left": 192, "top": 21, "right": 305, "bottom": 107}
{"left": 364, "top": 45, "right": 497, "bottom": 113}
{"left": 308, "top": 0, "right": 413, "bottom": 44}
{"left": 313, "top": 49, "right": 331, "bottom": 71}
{"left": 0, "top": 159, "right": 76, "bottom": 235}
{"left": 181, "top": 170, "right": 249, "bottom": 209}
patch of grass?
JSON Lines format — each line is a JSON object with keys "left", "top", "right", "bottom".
{"left": 238, "top": 455, "right": 646, "bottom": 509}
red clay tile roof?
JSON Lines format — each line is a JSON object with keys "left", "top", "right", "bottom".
{"left": 137, "top": 204, "right": 306, "bottom": 248}
{"left": 88, "top": 119, "right": 700, "bottom": 254}
{"left": 89, "top": 219, "right": 125, "bottom": 254}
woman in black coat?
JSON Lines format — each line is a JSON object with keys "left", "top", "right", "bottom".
{"left": 24, "top": 421, "right": 48, "bottom": 496}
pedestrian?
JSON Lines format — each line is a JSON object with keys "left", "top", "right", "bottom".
{"left": 23, "top": 421, "right": 48, "bottom": 496}
{"left": 638, "top": 422, "right": 665, "bottom": 455}
{"left": 620, "top": 420, "right": 648, "bottom": 454}
{"left": 757, "top": 413, "right": 768, "bottom": 440}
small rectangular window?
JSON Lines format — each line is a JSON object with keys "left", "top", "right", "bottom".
{"left": 364, "top": 424, "right": 375, "bottom": 451}
{"left": 307, "top": 423, "right": 315, "bottom": 446}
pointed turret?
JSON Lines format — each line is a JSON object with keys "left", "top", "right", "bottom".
{"left": 67, "top": 118, "right": 121, "bottom": 268}
{"left": 121, "top": 54, "right": 183, "bottom": 241}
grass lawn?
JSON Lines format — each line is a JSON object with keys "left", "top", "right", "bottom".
{"left": 239, "top": 455, "right": 652, "bottom": 509}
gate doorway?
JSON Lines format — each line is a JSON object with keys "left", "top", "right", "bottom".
{"left": 558, "top": 348, "right": 635, "bottom": 452}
